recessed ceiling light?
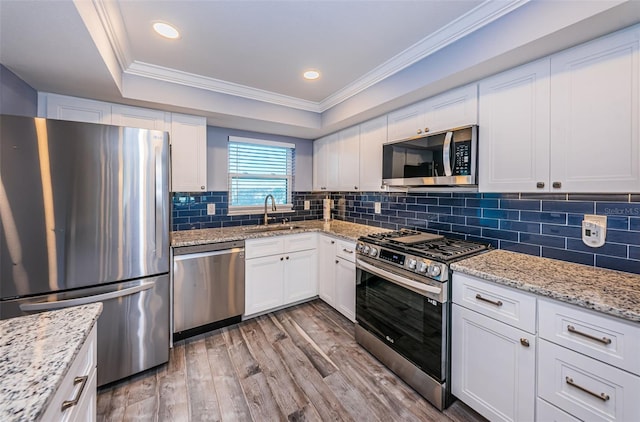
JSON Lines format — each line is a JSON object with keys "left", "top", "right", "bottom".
{"left": 303, "top": 70, "right": 320, "bottom": 80}
{"left": 153, "top": 22, "right": 180, "bottom": 39}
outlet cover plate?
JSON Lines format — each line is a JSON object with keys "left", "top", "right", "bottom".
{"left": 374, "top": 202, "right": 381, "bottom": 214}
{"left": 207, "top": 203, "right": 216, "bottom": 215}
{"left": 304, "top": 200, "right": 310, "bottom": 210}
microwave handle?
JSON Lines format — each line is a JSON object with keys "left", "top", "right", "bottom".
{"left": 442, "top": 131, "right": 453, "bottom": 177}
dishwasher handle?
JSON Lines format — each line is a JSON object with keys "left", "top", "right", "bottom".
{"left": 173, "top": 241, "right": 245, "bottom": 255}
{"left": 173, "top": 248, "right": 244, "bottom": 261}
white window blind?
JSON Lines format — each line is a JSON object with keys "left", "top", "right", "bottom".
{"left": 228, "top": 137, "right": 295, "bottom": 211}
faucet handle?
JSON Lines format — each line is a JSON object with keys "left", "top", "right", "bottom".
{"left": 281, "top": 218, "right": 289, "bottom": 224}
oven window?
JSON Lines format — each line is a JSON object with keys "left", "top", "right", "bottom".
{"left": 356, "top": 268, "right": 444, "bottom": 381}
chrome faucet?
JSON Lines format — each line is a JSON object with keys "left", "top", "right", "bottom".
{"left": 263, "top": 194, "right": 277, "bottom": 225}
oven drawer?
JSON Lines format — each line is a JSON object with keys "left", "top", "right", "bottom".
{"left": 538, "top": 339, "right": 640, "bottom": 422}
{"left": 539, "top": 299, "right": 640, "bottom": 376}
{"left": 335, "top": 239, "right": 356, "bottom": 262}
{"left": 452, "top": 273, "right": 536, "bottom": 333}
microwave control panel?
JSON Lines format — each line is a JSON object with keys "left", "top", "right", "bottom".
{"left": 453, "top": 141, "right": 472, "bottom": 175}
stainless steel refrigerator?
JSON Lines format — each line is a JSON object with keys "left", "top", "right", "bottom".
{"left": 0, "top": 115, "right": 170, "bottom": 386}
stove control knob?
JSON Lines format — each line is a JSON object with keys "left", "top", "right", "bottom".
{"left": 356, "top": 243, "right": 365, "bottom": 253}
{"left": 427, "top": 264, "right": 442, "bottom": 277}
{"left": 369, "top": 247, "right": 378, "bottom": 257}
{"left": 418, "top": 262, "right": 428, "bottom": 273}
{"left": 408, "top": 259, "right": 417, "bottom": 269}
{"left": 363, "top": 245, "right": 371, "bottom": 254}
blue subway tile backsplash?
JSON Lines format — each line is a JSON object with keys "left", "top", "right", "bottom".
{"left": 172, "top": 190, "right": 640, "bottom": 275}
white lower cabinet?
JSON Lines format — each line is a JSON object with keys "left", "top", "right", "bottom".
{"left": 452, "top": 303, "right": 536, "bottom": 422}
{"left": 41, "top": 325, "right": 97, "bottom": 422}
{"left": 244, "top": 234, "right": 317, "bottom": 317}
{"left": 317, "top": 234, "right": 356, "bottom": 322}
{"left": 536, "top": 398, "right": 580, "bottom": 422}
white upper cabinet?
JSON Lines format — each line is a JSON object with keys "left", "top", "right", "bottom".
{"left": 359, "top": 115, "right": 388, "bottom": 192}
{"left": 479, "top": 59, "right": 551, "bottom": 192}
{"left": 313, "top": 133, "right": 335, "bottom": 191}
{"left": 170, "top": 113, "right": 207, "bottom": 192}
{"left": 423, "top": 83, "right": 478, "bottom": 134}
{"left": 40, "top": 92, "right": 112, "bottom": 124}
{"left": 111, "top": 104, "right": 170, "bottom": 131}
{"left": 313, "top": 127, "right": 360, "bottom": 192}
{"left": 387, "top": 84, "right": 478, "bottom": 142}
{"left": 550, "top": 26, "right": 640, "bottom": 192}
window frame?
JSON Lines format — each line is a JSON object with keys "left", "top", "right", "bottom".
{"left": 227, "top": 136, "right": 295, "bottom": 216}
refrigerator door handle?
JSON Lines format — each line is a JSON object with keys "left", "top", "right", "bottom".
{"left": 19, "top": 281, "right": 155, "bottom": 312}
{"left": 154, "top": 145, "right": 163, "bottom": 259}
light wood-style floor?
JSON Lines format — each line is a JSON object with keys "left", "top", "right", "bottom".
{"left": 97, "top": 300, "right": 486, "bottom": 421}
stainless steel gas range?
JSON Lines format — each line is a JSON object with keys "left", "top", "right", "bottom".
{"left": 355, "top": 229, "right": 489, "bottom": 410}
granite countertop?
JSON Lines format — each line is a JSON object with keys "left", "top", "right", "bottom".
{"left": 171, "top": 219, "right": 391, "bottom": 247}
{"left": 451, "top": 250, "right": 640, "bottom": 323}
{"left": 0, "top": 303, "right": 103, "bottom": 422}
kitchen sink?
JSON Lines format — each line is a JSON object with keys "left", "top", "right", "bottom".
{"left": 243, "top": 225, "right": 304, "bottom": 233}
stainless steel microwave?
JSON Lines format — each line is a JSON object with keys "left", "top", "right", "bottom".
{"left": 382, "top": 125, "right": 478, "bottom": 187}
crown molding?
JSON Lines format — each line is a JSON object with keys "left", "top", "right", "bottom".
{"left": 317, "top": 0, "right": 530, "bottom": 111}
{"left": 99, "top": 0, "right": 528, "bottom": 114}
{"left": 125, "top": 61, "right": 322, "bottom": 112}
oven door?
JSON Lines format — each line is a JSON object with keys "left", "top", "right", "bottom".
{"left": 356, "top": 258, "right": 447, "bottom": 381}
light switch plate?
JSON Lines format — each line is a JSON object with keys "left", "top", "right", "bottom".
{"left": 207, "top": 203, "right": 216, "bottom": 215}
{"left": 304, "top": 200, "right": 310, "bottom": 210}
{"left": 374, "top": 202, "right": 381, "bottom": 214}
{"left": 582, "top": 214, "right": 606, "bottom": 247}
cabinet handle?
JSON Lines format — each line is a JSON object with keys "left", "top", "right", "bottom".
{"left": 343, "top": 248, "right": 354, "bottom": 254}
{"left": 552, "top": 181, "right": 562, "bottom": 189}
{"left": 286, "top": 256, "right": 289, "bottom": 260}
{"left": 475, "top": 294, "right": 503, "bottom": 307}
{"left": 200, "top": 186, "right": 205, "bottom": 190}
{"left": 424, "top": 127, "right": 429, "bottom": 133}
{"left": 417, "top": 129, "right": 422, "bottom": 135}
{"left": 61, "top": 375, "right": 89, "bottom": 411}
{"left": 567, "top": 325, "right": 612, "bottom": 345}
{"left": 520, "top": 338, "right": 530, "bottom": 347}
{"left": 565, "top": 377, "right": 610, "bottom": 401}
{"left": 335, "top": 260, "right": 339, "bottom": 264}
{"left": 331, "top": 241, "right": 335, "bottom": 244}
{"left": 354, "top": 186, "right": 358, "bottom": 190}
{"left": 280, "top": 257, "right": 284, "bottom": 261}
{"left": 536, "top": 182, "right": 545, "bottom": 189}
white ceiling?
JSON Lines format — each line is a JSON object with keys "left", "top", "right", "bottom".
{"left": 1, "top": 1, "right": 640, "bottom": 138}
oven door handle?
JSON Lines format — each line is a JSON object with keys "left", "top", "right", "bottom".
{"left": 357, "top": 260, "right": 441, "bottom": 297}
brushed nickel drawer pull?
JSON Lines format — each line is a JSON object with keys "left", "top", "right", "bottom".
{"left": 567, "top": 325, "right": 612, "bottom": 345}
{"left": 475, "top": 294, "right": 503, "bottom": 307}
{"left": 61, "top": 375, "right": 89, "bottom": 411}
{"left": 565, "top": 376, "right": 610, "bottom": 401}
{"left": 520, "top": 338, "right": 530, "bottom": 347}
{"left": 343, "top": 248, "right": 354, "bottom": 254}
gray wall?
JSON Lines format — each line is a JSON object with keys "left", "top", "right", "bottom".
{"left": 206, "top": 126, "right": 313, "bottom": 191}
{"left": 0, "top": 64, "right": 37, "bottom": 117}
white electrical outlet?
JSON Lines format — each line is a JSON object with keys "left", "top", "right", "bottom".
{"left": 207, "top": 203, "right": 216, "bottom": 215}
{"left": 374, "top": 202, "right": 381, "bottom": 214}
{"left": 582, "top": 214, "right": 606, "bottom": 247}
{"left": 304, "top": 200, "right": 310, "bottom": 210}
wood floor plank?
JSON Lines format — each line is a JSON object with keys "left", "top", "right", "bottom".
{"left": 122, "top": 395, "right": 158, "bottom": 422}
{"left": 96, "top": 386, "right": 113, "bottom": 422}
{"left": 124, "top": 369, "right": 158, "bottom": 408}
{"left": 184, "top": 335, "right": 222, "bottom": 421}
{"left": 222, "top": 325, "right": 285, "bottom": 421}
{"left": 157, "top": 342, "right": 190, "bottom": 421}
{"left": 240, "top": 316, "right": 322, "bottom": 421}
{"left": 204, "top": 329, "right": 253, "bottom": 421}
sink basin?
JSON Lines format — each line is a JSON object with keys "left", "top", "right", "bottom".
{"left": 244, "top": 225, "right": 303, "bottom": 233}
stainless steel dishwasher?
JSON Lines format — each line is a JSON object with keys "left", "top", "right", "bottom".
{"left": 172, "top": 240, "right": 245, "bottom": 340}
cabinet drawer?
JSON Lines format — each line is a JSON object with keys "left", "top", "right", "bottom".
{"left": 283, "top": 233, "right": 316, "bottom": 253}
{"left": 539, "top": 299, "right": 640, "bottom": 376}
{"left": 538, "top": 339, "right": 640, "bottom": 422}
{"left": 335, "top": 239, "right": 356, "bottom": 262}
{"left": 536, "top": 398, "right": 580, "bottom": 422}
{"left": 245, "top": 237, "right": 285, "bottom": 259}
{"left": 41, "top": 325, "right": 97, "bottom": 421}
{"left": 452, "top": 273, "right": 536, "bottom": 333}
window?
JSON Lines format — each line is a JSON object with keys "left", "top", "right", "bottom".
{"left": 228, "top": 136, "right": 295, "bottom": 214}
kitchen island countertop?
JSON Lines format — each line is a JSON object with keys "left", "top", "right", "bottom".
{"left": 171, "top": 219, "right": 391, "bottom": 247}
{"left": 451, "top": 249, "right": 640, "bottom": 323}
{"left": 0, "top": 303, "right": 103, "bottom": 421}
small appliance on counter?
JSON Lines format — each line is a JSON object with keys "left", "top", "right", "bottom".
{"left": 355, "top": 229, "right": 490, "bottom": 410}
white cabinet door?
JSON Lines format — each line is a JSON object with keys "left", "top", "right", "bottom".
{"left": 424, "top": 83, "right": 478, "bottom": 134}
{"left": 550, "top": 26, "right": 640, "bottom": 192}
{"left": 337, "top": 125, "right": 360, "bottom": 191}
{"left": 479, "top": 59, "right": 551, "bottom": 192}
{"left": 170, "top": 113, "right": 207, "bottom": 192}
{"left": 41, "top": 93, "right": 111, "bottom": 124}
{"left": 387, "top": 101, "right": 425, "bottom": 142}
{"left": 313, "top": 133, "right": 335, "bottom": 191}
{"left": 244, "top": 256, "right": 284, "bottom": 316}
{"left": 317, "top": 235, "right": 336, "bottom": 305}
{"left": 452, "top": 304, "right": 536, "bottom": 422}
{"left": 335, "top": 257, "right": 356, "bottom": 322}
{"left": 284, "top": 249, "right": 318, "bottom": 304}
{"left": 359, "top": 116, "right": 388, "bottom": 192}
{"left": 111, "top": 104, "right": 169, "bottom": 131}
